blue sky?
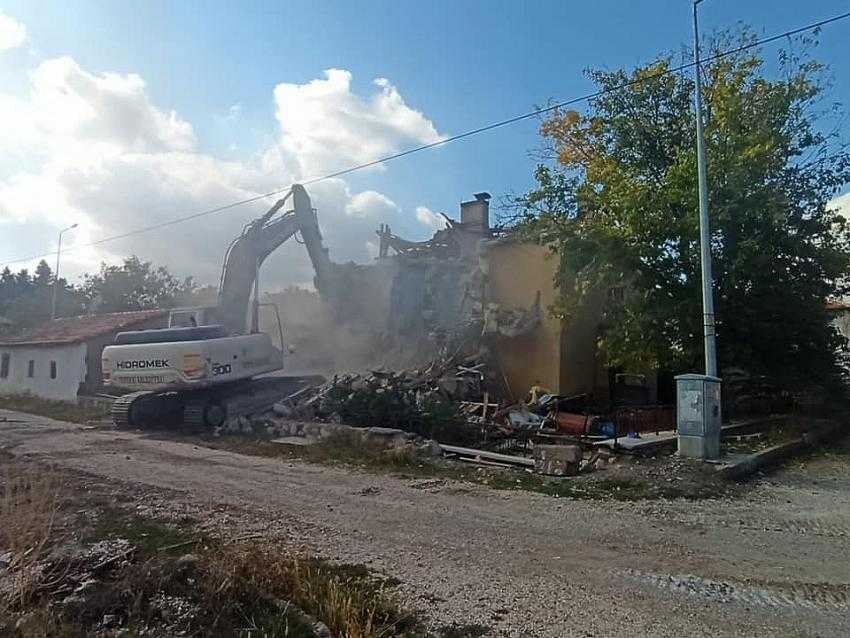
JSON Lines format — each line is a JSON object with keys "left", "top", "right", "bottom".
{"left": 1, "top": 0, "right": 849, "bottom": 285}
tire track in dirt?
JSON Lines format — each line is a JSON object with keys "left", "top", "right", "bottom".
{"left": 649, "top": 515, "right": 850, "bottom": 539}
{"left": 618, "top": 568, "right": 850, "bottom": 611}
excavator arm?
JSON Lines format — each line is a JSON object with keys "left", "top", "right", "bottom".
{"left": 291, "top": 184, "right": 334, "bottom": 296}
{"left": 217, "top": 209, "right": 298, "bottom": 334}
{"left": 216, "top": 188, "right": 293, "bottom": 334}
{"left": 216, "top": 184, "right": 327, "bottom": 335}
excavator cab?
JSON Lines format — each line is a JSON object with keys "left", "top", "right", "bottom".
{"left": 168, "top": 306, "right": 216, "bottom": 329}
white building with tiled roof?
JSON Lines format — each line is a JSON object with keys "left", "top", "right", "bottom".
{"left": 0, "top": 310, "right": 167, "bottom": 401}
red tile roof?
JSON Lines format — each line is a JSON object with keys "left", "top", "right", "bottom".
{"left": 0, "top": 310, "right": 167, "bottom": 346}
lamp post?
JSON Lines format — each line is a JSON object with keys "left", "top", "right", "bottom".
{"left": 51, "top": 223, "right": 78, "bottom": 320}
{"left": 677, "top": 0, "right": 722, "bottom": 460}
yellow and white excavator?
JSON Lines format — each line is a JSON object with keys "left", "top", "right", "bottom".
{"left": 103, "top": 184, "right": 325, "bottom": 428}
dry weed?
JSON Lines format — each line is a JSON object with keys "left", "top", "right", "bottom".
{"left": 0, "top": 463, "right": 63, "bottom": 613}
{"left": 200, "top": 544, "right": 414, "bottom": 638}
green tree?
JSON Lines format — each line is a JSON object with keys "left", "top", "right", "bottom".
{"left": 0, "top": 260, "right": 85, "bottom": 330}
{"left": 81, "top": 256, "right": 197, "bottom": 312}
{"left": 513, "top": 30, "right": 850, "bottom": 387}
{"left": 34, "top": 260, "right": 53, "bottom": 286}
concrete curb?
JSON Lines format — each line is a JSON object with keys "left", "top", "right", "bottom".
{"left": 594, "top": 416, "right": 793, "bottom": 455}
{"left": 718, "top": 422, "right": 842, "bottom": 480}
{"left": 720, "top": 414, "right": 786, "bottom": 436}
{"left": 718, "top": 438, "right": 804, "bottom": 479}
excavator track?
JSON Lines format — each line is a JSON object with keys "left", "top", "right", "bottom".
{"left": 111, "top": 391, "right": 182, "bottom": 429}
{"left": 112, "top": 377, "right": 320, "bottom": 430}
{"left": 183, "top": 398, "right": 227, "bottom": 429}
{"left": 111, "top": 391, "right": 154, "bottom": 428}
{"left": 182, "top": 401, "right": 206, "bottom": 428}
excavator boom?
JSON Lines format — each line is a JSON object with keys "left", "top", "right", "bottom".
{"left": 217, "top": 184, "right": 325, "bottom": 333}
{"left": 217, "top": 204, "right": 297, "bottom": 334}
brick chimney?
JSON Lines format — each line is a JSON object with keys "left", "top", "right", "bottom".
{"left": 460, "top": 192, "right": 491, "bottom": 233}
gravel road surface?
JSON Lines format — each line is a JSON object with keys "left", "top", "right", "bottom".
{"left": 1, "top": 408, "right": 848, "bottom": 637}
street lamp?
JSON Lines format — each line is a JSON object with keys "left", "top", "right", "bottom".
{"left": 51, "top": 223, "right": 78, "bottom": 320}
{"left": 677, "top": 0, "right": 722, "bottom": 460}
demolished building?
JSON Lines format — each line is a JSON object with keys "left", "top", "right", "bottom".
{"left": 294, "top": 191, "right": 618, "bottom": 403}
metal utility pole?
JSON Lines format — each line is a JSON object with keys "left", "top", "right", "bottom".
{"left": 51, "top": 223, "right": 78, "bottom": 320}
{"left": 692, "top": 0, "right": 717, "bottom": 377}
{"left": 677, "top": 0, "right": 721, "bottom": 461}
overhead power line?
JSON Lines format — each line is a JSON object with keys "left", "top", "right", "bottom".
{"left": 3, "top": 9, "right": 849, "bottom": 268}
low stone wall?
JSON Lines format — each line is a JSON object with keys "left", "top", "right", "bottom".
{"left": 77, "top": 395, "right": 114, "bottom": 410}
{"left": 218, "top": 412, "right": 422, "bottom": 451}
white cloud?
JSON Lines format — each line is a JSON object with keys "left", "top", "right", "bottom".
{"left": 0, "top": 58, "right": 444, "bottom": 289}
{"left": 0, "top": 11, "right": 26, "bottom": 51}
{"left": 345, "top": 190, "right": 398, "bottom": 218}
{"left": 30, "top": 57, "right": 195, "bottom": 155}
{"left": 273, "top": 68, "right": 443, "bottom": 178}
{"left": 415, "top": 206, "right": 447, "bottom": 231}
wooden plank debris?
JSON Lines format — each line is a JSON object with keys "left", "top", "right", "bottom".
{"left": 456, "top": 456, "right": 516, "bottom": 469}
{"left": 439, "top": 443, "right": 535, "bottom": 467}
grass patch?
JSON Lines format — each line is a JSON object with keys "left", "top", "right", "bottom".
{"left": 176, "top": 430, "right": 722, "bottom": 502}
{"left": 0, "top": 392, "right": 110, "bottom": 424}
{"left": 92, "top": 505, "right": 414, "bottom": 634}
{"left": 86, "top": 506, "right": 197, "bottom": 556}
{"left": 0, "top": 470, "right": 422, "bottom": 638}
{"left": 277, "top": 433, "right": 719, "bottom": 500}
{"left": 300, "top": 430, "right": 427, "bottom": 472}
{"left": 0, "top": 457, "right": 486, "bottom": 636}
{"left": 175, "top": 429, "right": 434, "bottom": 476}
{"left": 475, "top": 471, "right": 712, "bottom": 501}
{"left": 57, "top": 530, "right": 418, "bottom": 636}
{"left": 53, "top": 541, "right": 320, "bottom": 637}
{"left": 210, "top": 545, "right": 417, "bottom": 637}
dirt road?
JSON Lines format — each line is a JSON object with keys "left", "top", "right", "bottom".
{"left": 1, "top": 408, "right": 848, "bottom": 637}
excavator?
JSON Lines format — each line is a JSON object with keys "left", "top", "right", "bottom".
{"left": 102, "top": 184, "right": 325, "bottom": 428}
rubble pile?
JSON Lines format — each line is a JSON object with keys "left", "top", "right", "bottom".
{"left": 273, "top": 355, "right": 498, "bottom": 443}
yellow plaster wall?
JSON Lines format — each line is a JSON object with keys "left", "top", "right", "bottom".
{"left": 485, "top": 241, "right": 604, "bottom": 399}
{"left": 485, "top": 242, "right": 562, "bottom": 398}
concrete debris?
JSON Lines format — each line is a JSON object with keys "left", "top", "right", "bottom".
{"left": 532, "top": 444, "right": 583, "bottom": 476}
{"left": 482, "top": 292, "right": 541, "bottom": 338}
{"left": 272, "top": 353, "right": 502, "bottom": 441}
{"left": 219, "top": 352, "right": 682, "bottom": 476}
{"left": 254, "top": 359, "right": 651, "bottom": 475}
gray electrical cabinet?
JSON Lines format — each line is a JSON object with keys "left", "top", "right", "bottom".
{"left": 676, "top": 374, "right": 721, "bottom": 459}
